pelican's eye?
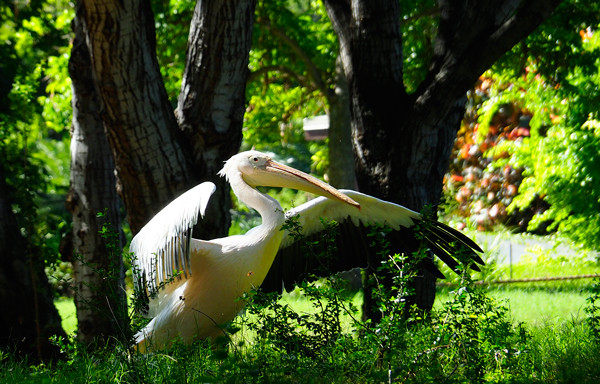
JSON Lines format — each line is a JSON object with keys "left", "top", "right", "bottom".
{"left": 249, "top": 155, "right": 267, "bottom": 167}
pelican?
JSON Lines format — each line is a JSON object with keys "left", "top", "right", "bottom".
{"left": 130, "top": 150, "right": 483, "bottom": 351}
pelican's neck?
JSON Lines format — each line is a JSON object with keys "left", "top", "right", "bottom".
{"left": 229, "top": 172, "right": 285, "bottom": 233}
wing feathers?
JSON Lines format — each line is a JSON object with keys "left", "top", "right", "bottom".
{"left": 262, "top": 190, "right": 483, "bottom": 292}
{"left": 130, "top": 182, "right": 216, "bottom": 313}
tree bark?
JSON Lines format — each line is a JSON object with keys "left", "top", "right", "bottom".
{"left": 67, "top": 6, "right": 128, "bottom": 345}
{"left": 78, "top": 0, "right": 254, "bottom": 237}
{"left": 176, "top": 0, "right": 255, "bottom": 238}
{"left": 327, "top": 57, "right": 356, "bottom": 189}
{"left": 0, "top": 165, "right": 65, "bottom": 361}
{"left": 323, "top": 0, "right": 562, "bottom": 315}
{"left": 80, "top": 0, "right": 193, "bottom": 234}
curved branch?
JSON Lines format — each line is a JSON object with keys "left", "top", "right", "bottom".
{"left": 415, "top": 0, "right": 562, "bottom": 121}
{"left": 261, "top": 20, "right": 333, "bottom": 97}
{"left": 248, "top": 64, "right": 306, "bottom": 86}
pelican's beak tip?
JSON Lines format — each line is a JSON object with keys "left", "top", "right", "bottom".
{"left": 347, "top": 199, "right": 360, "bottom": 210}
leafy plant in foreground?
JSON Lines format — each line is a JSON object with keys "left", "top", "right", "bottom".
{"left": 585, "top": 278, "right": 600, "bottom": 343}
{"left": 432, "top": 279, "right": 531, "bottom": 382}
{"left": 241, "top": 277, "right": 351, "bottom": 360}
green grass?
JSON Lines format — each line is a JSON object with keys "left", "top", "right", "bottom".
{"left": 436, "top": 286, "right": 589, "bottom": 326}
{"left": 5, "top": 280, "right": 599, "bottom": 384}
{"left": 35, "top": 234, "right": 598, "bottom": 383}
{"left": 276, "top": 282, "right": 592, "bottom": 328}
{"left": 492, "top": 287, "right": 589, "bottom": 325}
{"left": 434, "top": 239, "right": 599, "bottom": 326}
{"left": 53, "top": 268, "right": 595, "bottom": 336}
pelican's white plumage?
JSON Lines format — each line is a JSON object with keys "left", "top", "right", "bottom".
{"left": 130, "top": 150, "right": 483, "bottom": 351}
{"left": 130, "top": 182, "right": 216, "bottom": 299}
{"left": 280, "top": 190, "right": 421, "bottom": 249}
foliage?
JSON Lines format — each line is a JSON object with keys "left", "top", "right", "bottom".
{"left": 444, "top": 6, "right": 600, "bottom": 252}
{"left": 489, "top": 22, "right": 600, "bottom": 250}
{"left": 0, "top": 0, "right": 73, "bottom": 270}
{"left": 510, "top": 116, "right": 600, "bottom": 250}
{"left": 430, "top": 283, "right": 531, "bottom": 382}
{"left": 443, "top": 78, "right": 534, "bottom": 232}
{"left": 585, "top": 279, "right": 600, "bottom": 343}
{"left": 244, "top": 0, "right": 440, "bottom": 173}
{"left": 399, "top": 0, "right": 437, "bottom": 92}
{"left": 241, "top": 279, "right": 350, "bottom": 360}
{"left": 6, "top": 257, "right": 600, "bottom": 382}
{"left": 244, "top": 0, "right": 335, "bottom": 173}
{"left": 152, "top": 0, "right": 194, "bottom": 107}
{"left": 4, "top": 216, "right": 600, "bottom": 381}
{"left": 224, "top": 220, "right": 536, "bottom": 382}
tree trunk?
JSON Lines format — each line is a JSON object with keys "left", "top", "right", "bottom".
{"left": 0, "top": 165, "right": 65, "bottom": 361}
{"left": 79, "top": 0, "right": 255, "bottom": 236}
{"left": 67, "top": 7, "right": 128, "bottom": 345}
{"left": 323, "top": 0, "right": 563, "bottom": 316}
{"left": 80, "top": 0, "right": 193, "bottom": 234}
{"left": 176, "top": 0, "right": 255, "bottom": 238}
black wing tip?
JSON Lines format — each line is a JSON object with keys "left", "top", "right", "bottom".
{"left": 417, "top": 218, "right": 485, "bottom": 277}
{"left": 433, "top": 220, "right": 483, "bottom": 253}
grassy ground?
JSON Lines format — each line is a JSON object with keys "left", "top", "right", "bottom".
{"left": 33, "top": 234, "right": 598, "bottom": 383}
{"left": 13, "top": 277, "right": 598, "bottom": 384}
{"left": 53, "top": 260, "right": 597, "bottom": 336}
{"left": 436, "top": 286, "right": 589, "bottom": 326}
{"left": 434, "top": 236, "right": 599, "bottom": 326}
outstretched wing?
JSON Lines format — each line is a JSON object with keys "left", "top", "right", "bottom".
{"left": 130, "top": 182, "right": 216, "bottom": 314}
{"left": 262, "top": 190, "right": 483, "bottom": 292}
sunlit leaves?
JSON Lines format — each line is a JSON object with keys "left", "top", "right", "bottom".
{"left": 512, "top": 119, "right": 600, "bottom": 249}
{"left": 152, "top": 0, "right": 194, "bottom": 106}
{"left": 400, "top": 0, "right": 437, "bottom": 92}
{"left": 483, "top": 21, "right": 600, "bottom": 250}
{"left": 244, "top": 0, "right": 335, "bottom": 173}
{"left": 1, "top": 0, "right": 74, "bottom": 264}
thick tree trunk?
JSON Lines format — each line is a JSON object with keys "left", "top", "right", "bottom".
{"left": 323, "top": 0, "right": 563, "bottom": 317}
{"left": 67, "top": 8, "right": 128, "bottom": 345}
{"left": 176, "top": 0, "right": 255, "bottom": 238}
{"left": 0, "top": 165, "right": 65, "bottom": 360}
{"left": 80, "top": 0, "right": 193, "bottom": 234}
{"left": 79, "top": 0, "right": 255, "bottom": 236}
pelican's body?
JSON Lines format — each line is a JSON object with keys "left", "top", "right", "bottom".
{"left": 137, "top": 228, "right": 283, "bottom": 347}
{"left": 131, "top": 150, "right": 483, "bottom": 351}
{"left": 133, "top": 151, "right": 359, "bottom": 350}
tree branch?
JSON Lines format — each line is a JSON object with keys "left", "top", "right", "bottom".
{"left": 248, "top": 64, "right": 307, "bottom": 86}
{"left": 414, "top": 0, "right": 562, "bottom": 122}
{"left": 261, "top": 20, "right": 332, "bottom": 97}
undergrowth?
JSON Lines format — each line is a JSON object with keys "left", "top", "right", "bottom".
{"left": 3, "top": 276, "right": 599, "bottom": 383}
{"left": 2, "top": 222, "right": 599, "bottom": 383}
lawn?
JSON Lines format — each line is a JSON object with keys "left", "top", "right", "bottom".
{"left": 53, "top": 257, "right": 598, "bottom": 335}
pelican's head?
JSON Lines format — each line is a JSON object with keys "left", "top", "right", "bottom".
{"left": 219, "top": 150, "right": 360, "bottom": 209}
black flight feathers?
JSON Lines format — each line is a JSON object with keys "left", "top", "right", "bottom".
{"left": 261, "top": 216, "right": 484, "bottom": 293}
{"left": 415, "top": 218, "right": 485, "bottom": 278}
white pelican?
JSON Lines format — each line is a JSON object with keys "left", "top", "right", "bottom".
{"left": 130, "top": 150, "right": 483, "bottom": 351}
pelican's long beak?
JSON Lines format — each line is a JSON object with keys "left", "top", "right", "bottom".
{"left": 252, "top": 159, "right": 360, "bottom": 209}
